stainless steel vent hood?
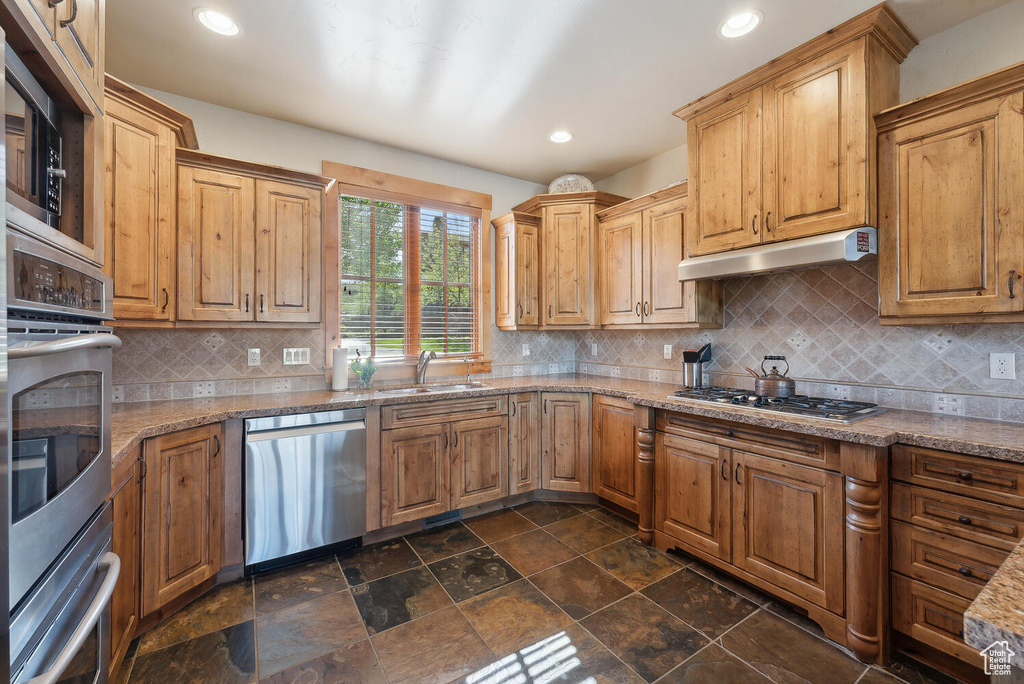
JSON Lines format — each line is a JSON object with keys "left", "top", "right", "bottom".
{"left": 678, "top": 227, "right": 878, "bottom": 281}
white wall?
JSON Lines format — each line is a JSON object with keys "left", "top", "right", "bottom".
{"left": 141, "top": 87, "right": 546, "bottom": 215}
{"left": 595, "top": 143, "right": 687, "bottom": 199}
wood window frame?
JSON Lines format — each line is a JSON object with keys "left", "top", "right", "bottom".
{"left": 323, "top": 161, "right": 493, "bottom": 382}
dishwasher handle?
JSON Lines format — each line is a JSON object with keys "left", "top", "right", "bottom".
{"left": 246, "top": 420, "right": 365, "bottom": 443}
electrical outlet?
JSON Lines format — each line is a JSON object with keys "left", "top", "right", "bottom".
{"left": 522, "top": 343, "right": 531, "bottom": 357}
{"left": 648, "top": 369, "right": 662, "bottom": 382}
{"left": 112, "top": 386, "right": 125, "bottom": 403}
{"left": 990, "top": 352, "right": 1017, "bottom": 380}
{"left": 935, "top": 394, "right": 963, "bottom": 416}
{"left": 829, "top": 384, "right": 851, "bottom": 401}
{"left": 512, "top": 365, "right": 524, "bottom": 377}
{"left": 549, "top": 363, "right": 559, "bottom": 374}
{"left": 610, "top": 366, "right": 621, "bottom": 378}
{"left": 194, "top": 381, "right": 214, "bottom": 398}
{"left": 591, "top": 343, "right": 598, "bottom": 357}
{"left": 248, "top": 348, "right": 261, "bottom": 366}
{"left": 274, "top": 378, "right": 292, "bottom": 393}
{"left": 283, "top": 348, "right": 310, "bottom": 365}
{"left": 663, "top": 344, "right": 673, "bottom": 360}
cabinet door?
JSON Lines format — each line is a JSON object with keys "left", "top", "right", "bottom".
{"left": 598, "top": 211, "right": 643, "bottom": 326}
{"left": 54, "top": 0, "right": 104, "bottom": 108}
{"left": 109, "top": 459, "right": 139, "bottom": 680}
{"left": 732, "top": 451, "right": 844, "bottom": 613}
{"left": 177, "top": 166, "right": 256, "bottom": 321}
{"left": 509, "top": 393, "right": 540, "bottom": 495}
{"left": 655, "top": 433, "right": 731, "bottom": 561}
{"left": 879, "top": 93, "right": 1024, "bottom": 317}
{"left": 592, "top": 395, "right": 638, "bottom": 512}
{"left": 643, "top": 197, "right": 693, "bottom": 324}
{"left": 141, "top": 424, "right": 224, "bottom": 616}
{"left": 763, "top": 41, "right": 866, "bottom": 241}
{"left": 25, "top": 0, "right": 56, "bottom": 39}
{"left": 543, "top": 203, "right": 593, "bottom": 326}
{"left": 540, "top": 392, "right": 591, "bottom": 492}
{"left": 516, "top": 220, "right": 540, "bottom": 327}
{"left": 687, "top": 88, "right": 763, "bottom": 256}
{"left": 452, "top": 416, "right": 508, "bottom": 509}
{"left": 255, "top": 179, "right": 322, "bottom": 322}
{"left": 381, "top": 425, "right": 450, "bottom": 526}
{"left": 494, "top": 221, "right": 515, "bottom": 329}
{"left": 104, "top": 97, "right": 176, "bottom": 321}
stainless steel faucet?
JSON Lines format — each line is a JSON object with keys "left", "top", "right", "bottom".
{"left": 415, "top": 350, "right": 437, "bottom": 384}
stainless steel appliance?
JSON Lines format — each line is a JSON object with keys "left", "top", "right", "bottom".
{"left": 668, "top": 386, "right": 888, "bottom": 423}
{"left": 0, "top": 30, "right": 13, "bottom": 680}
{"left": 245, "top": 409, "right": 367, "bottom": 572}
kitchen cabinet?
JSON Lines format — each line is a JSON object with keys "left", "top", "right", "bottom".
{"left": 451, "top": 416, "right": 508, "bottom": 509}
{"left": 177, "top": 151, "right": 331, "bottom": 324}
{"left": 141, "top": 423, "right": 224, "bottom": 616}
{"left": 509, "top": 393, "right": 540, "bottom": 495}
{"left": 493, "top": 212, "right": 540, "bottom": 330}
{"left": 876, "top": 62, "right": 1024, "bottom": 324}
{"left": 104, "top": 77, "right": 197, "bottom": 323}
{"left": 540, "top": 392, "right": 591, "bottom": 493}
{"left": 592, "top": 395, "right": 638, "bottom": 512}
{"left": 54, "top": 0, "right": 104, "bottom": 107}
{"left": 674, "top": 5, "right": 914, "bottom": 257}
{"left": 597, "top": 184, "right": 723, "bottom": 328}
{"left": 381, "top": 425, "right": 450, "bottom": 526}
{"left": 109, "top": 451, "right": 140, "bottom": 682}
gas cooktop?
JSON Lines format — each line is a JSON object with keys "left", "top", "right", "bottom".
{"left": 667, "top": 386, "right": 888, "bottom": 423}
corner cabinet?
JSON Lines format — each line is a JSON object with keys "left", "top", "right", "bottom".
{"left": 597, "top": 183, "right": 722, "bottom": 328}
{"left": 674, "top": 5, "right": 915, "bottom": 257}
{"left": 177, "top": 151, "right": 330, "bottom": 324}
{"left": 493, "top": 212, "right": 540, "bottom": 330}
{"left": 876, "top": 62, "right": 1024, "bottom": 324}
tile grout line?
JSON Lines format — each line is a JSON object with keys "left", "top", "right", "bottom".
{"left": 712, "top": 609, "right": 792, "bottom": 684}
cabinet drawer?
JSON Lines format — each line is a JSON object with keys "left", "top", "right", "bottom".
{"left": 382, "top": 395, "right": 507, "bottom": 429}
{"left": 890, "top": 521, "right": 1005, "bottom": 600}
{"left": 891, "top": 574, "right": 982, "bottom": 668}
{"left": 892, "top": 444, "right": 1024, "bottom": 507}
{"left": 891, "top": 483, "right": 1024, "bottom": 552}
{"left": 656, "top": 411, "right": 839, "bottom": 471}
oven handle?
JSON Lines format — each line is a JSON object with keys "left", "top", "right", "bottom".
{"left": 26, "top": 552, "right": 120, "bottom": 684}
{"left": 9, "top": 333, "right": 122, "bottom": 360}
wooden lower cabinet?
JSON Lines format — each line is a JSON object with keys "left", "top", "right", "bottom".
{"left": 381, "top": 424, "right": 450, "bottom": 526}
{"left": 592, "top": 395, "right": 638, "bottom": 512}
{"left": 141, "top": 423, "right": 224, "bottom": 616}
{"left": 109, "top": 454, "right": 140, "bottom": 682}
{"left": 509, "top": 393, "right": 540, "bottom": 494}
{"left": 540, "top": 392, "right": 591, "bottom": 492}
{"left": 452, "top": 417, "right": 508, "bottom": 509}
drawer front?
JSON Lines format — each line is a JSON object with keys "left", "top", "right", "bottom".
{"left": 892, "top": 444, "right": 1024, "bottom": 507}
{"left": 891, "top": 483, "right": 1024, "bottom": 552}
{"left": 656, "top": 411, "right": 839, "bottom": 471}
{"left": 890, "top": 521, "right": 1005, "bottom": 600}
{"left": 891, "top": 574, "right": 982, "bottom": 668}
{"left": 382, "top": 395, "right": 507, "bottom": 429}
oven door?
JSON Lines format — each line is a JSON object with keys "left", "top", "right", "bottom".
{"left": 9, "top": 331, "right": 118, "bottom": 607}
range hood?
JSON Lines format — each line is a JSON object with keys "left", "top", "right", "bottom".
{"left": 678, "top": 227, "right": 878, "bottom": 281}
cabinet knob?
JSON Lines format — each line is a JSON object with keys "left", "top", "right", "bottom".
{"left": 958, "top": 515, "right": 973, "bottom": 526}
{"left": 725, "top": 430, "right": 734, "bottom": 437}
{"left": 958, "top": 566, "right": 973, "bottom": 577}
{"left": 956, "top": 471, "right": 974, "bottom": 482}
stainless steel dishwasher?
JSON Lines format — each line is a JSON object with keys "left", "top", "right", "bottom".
{"left": 244, "top": 409, "right": 366, "bottom": 572}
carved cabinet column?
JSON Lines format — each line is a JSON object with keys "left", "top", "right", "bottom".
{"left": 635, "top": 405, "right": 656, "bottom": 545}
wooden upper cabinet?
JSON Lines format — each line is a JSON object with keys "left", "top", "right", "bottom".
{"left": 643, "top": 197, "right": 690, "bottom": 324}
{"left": 54, "top": 0, "right": 104, "bottom": 108}
{"left": 451, "top": 416, "right": 508, "bottom": 509}
{"left": 381, "top": 424, "right": 450, "bottom": 526}
{"left": 177, "top": 166, "right": 256, "bottom": 322}
{"left": 255, "top": 180, "right": 323, "bottom": 323}
{"left": 543, "top": 202, "right": 593, "bottom": 326}
{"left": 492, "top": 212, "right": 539, "bottom": 330}
{"left": 877, "top": 64, "right": 1024, "bottom": 323}
{"left": 540, "top": 392, "right": 591, "bottom": 493}
{"left": 141, "top": 423, "right": 224, "bottom": 616}
{"left": 509, "top": 393, "right": 540, "bottom": 495}
{"left": 687, "top": 89, "right": 763, "bottom": 256}
{"left": 598, "top": 211, "right": 643, "bottom": 325}
{"left": 592, "top": 395, "right": 638, "bottom": 512}
{"left": 25, "top": 0, "right": 56, "bottom": 39}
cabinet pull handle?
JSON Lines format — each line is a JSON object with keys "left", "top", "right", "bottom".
{"left": 59, "top": 0, "right": 77, "bottom": 26}
{"left": 735, "top": 464, "right": 743, "bottom": 484}
{"left": 212, "top": 435, "right": 221, "bottom": 458}
{"left": 548, "top": 304, "right": 553, "bottom": 319}
{"left": 454, "top": 431, "right": 459, "bottom": 448}
{"left": 517, "top": 303, "right": 523, "bottom": 320}
{"left": 720, "top": 460, "right": 728, "bottom": 481}
{"left": 635, "top": 302, "right": 641, "bottom": 317}
{"left": 956, "top": 471, "right": 974, "bottom": 482}
{"left": 1010, "top": 270, "right": 1018, "bottom": 299}
{"left": 245, "top": 294, "right": 250, "bottom": 312}
{"left": 958, "top": 515, "right": 972, "bottom": 526}
{"left": 958, "top": 566, "right": 973, "bottom": 577}
{"left": 137, "top": 454, "right": 147, "bottom": 483}
{"left": 511, "top": 402, "right": 516, "bottom": 417}
{"left": 765, "top": 211, "right": 771, "bottom": 232}
{"left": 48, "top": 0, "right": 65, "bottom": 7}
{"left": 751, "top": 214, "right": 758, "bottom": 235}
{"left": 543, "top": 400, "right": 548, "bottom": 414}
{"left": 259, "top": 294, "right": 265, "bottom": 313}
{"left": 643, "top": 302, "right": 650, "bottom": 316}
{"left": 443, "top": 432, "right": 449, "bottom": 449}
{"left": 161, "top": 288, "right": 169, "bottom": 312}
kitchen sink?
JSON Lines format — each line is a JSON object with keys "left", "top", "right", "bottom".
{"left": 376, "top": 387, "right": 432, "bottom": 395}
{"left": 427, "top": 382, "right": 490, "bottom": 391}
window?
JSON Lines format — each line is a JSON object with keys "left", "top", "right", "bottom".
{"left": 323, "top": 162, "right": 493, "bottom": 368}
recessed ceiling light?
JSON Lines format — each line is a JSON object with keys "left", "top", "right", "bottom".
{"left": 719, "top": 10, "right": 762, "bottom": 39}
{"left": 549, "top": 131, "right": 573, "bottom": 143}
{"left": 194, "top": 8, "right": 240, "bottom": 36}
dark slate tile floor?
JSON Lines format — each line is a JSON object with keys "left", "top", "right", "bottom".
{"left": 117, "top": 501, "right": 961, "bottom": 684}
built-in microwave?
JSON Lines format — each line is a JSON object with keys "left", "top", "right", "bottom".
{"left": 4, "top": 43, "right": 63, "bottom": 229}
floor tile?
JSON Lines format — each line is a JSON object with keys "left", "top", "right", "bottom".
{"left": 257, "top": 639, "right": 385, "bottom": 684}
{"left": 428, "top": 546, "right": 522, "bottom": 602}
{"left": 130, "top": 620, "right": 256, "bottom": 684}
{"left": 589, "top": 508, "right": 639, "bottom": 537}
{"left": 659, "top": 643, "right": 772, "bottom": 683}
{"left": 880, "top": 653, "right": 961, "bottom": 684}
{"left": 859, "top": 667, "right": 912, "bottom": 684}
{"left": 720, "top": 610, "right": 866, "bottom": 684}
{"left": 765, "top": 598, "right": 826, "bottom": 638}
{"left": 371, "top": 605, "right": 494, "bottom": 684}
{"left": 254, "top": 556, "right": 348, "bottom": 616}
{"left": 338, "top": 538, "right": 421, "bottom": 585}
{"left": 464, "top": 508, "right": 538, "bottom": 543}
{"left": 514, "top": 501, "right": 584, "bottom": 526}
{"left": 580, "top": 594, "right": 707, "bottom": 682}
{"left": 687, "top": 561, "right": 771, "bottom": 606}
{"left": 138, "top": 578, "right": 253, "bottom": 654}
{"left": 585, "top": 538, "right": 680, "bottom": 590}
{"left": 350, "top": 565, "right": 452, "bottom": 634}
{"left": 460, "top": 579, "right": 573, "bottom": 657}
{"left": 491, "top": 528, "right": 577, "bottom": 576}
{"left": 113, "top": 656, "right": 133, "bottom": 684}
{"left": 255, "top": 590, "right": 367, "bottom": 678}
{"left": 545, "top": 514, "right": 627, "bottom": 554}
{"left": 530, "top": 556, "right": 632, "bottom": 619}
{"left": 405, "top": 522, "right": 484, "bottom": 563}
{"left": 641, "top": 568, "right": 758, "bottom": 639}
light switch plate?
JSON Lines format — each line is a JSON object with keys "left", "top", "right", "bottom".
{"left": 247, "top": 348, "right": 261, "bottom": 366}
{"left": 522, "top": 343, "right": 531, "bottom": 357}
{"left": 284, "top": 347, "right": 310, "bottom": 365}
{"left": 663, "top": 344, "right": 673, "bottom": 360}
{"left": 591, "top": 343, "right": 598, "bottom": 357}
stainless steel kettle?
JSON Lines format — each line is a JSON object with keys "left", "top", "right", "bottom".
{"left": 753, "top": 356, "right": 796, "bottom": 398}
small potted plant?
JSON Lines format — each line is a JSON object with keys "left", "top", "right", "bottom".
{"left": 348, "top": 350, "right": 377, "bottom": 388}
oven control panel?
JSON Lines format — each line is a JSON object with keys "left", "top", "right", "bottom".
{"left": 12, "top": 249, "right": 104, "bottom": 314}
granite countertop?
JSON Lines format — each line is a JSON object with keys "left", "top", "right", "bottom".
{"left": 966, "top": 541, "right": 1024, "bottom": 669}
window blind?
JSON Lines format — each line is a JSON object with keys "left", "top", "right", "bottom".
{"left": 338, "top": 195, "right": 479, "bottom": 359}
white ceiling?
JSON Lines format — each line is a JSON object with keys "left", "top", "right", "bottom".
{"left": 106, "top": 0, "right": 1012, "bottom": 184}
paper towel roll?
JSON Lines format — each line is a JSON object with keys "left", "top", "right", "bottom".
{"left": 332, "top": 347, "right": 349, "bottom": 391}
